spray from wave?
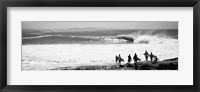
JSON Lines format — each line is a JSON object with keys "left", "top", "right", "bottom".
{"left": 115, "top": 29, "right": 178, "bottom": 44}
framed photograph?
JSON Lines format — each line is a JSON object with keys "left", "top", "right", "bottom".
{"left": 0, "top": 0, "right": 199, "bottom": 92}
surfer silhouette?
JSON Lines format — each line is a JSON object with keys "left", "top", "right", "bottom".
{"left": 133, "top": 53, "right": 139, "bottom": 63}
{"left": 144, "top": 50, "right": 149, "bottom": 61}
{"left": 133, "top": 53, "right": 139, "bottom": 70}
{"left": 150, "top": 52, "right": 154, "bottom": 62}
{"left": 118, "top": 54, "right": 123, "bottom": 65}
{"left": 115, "top": 55, "right": 119, "bottom": 63}
{"left": 154, "top": 55, "right": 158, "bottom": 62}
{"left": 128, "top": 54, "right": 132, "bottom": 63}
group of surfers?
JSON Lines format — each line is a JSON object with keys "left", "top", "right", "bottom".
{"left": 115, "top": 50, "right": 159, "bottom": 66}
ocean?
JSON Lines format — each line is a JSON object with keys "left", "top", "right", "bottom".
{"left": 22, "top": 29, "right": 178, "bottom": 70}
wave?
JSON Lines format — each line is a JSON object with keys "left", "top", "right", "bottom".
{"left": 22, "top": 35, "right": 63, "bottom": 39}
{"left": 114, "top": 29, "right": 178, "bottom": 44}
{"left": 22, "top": 35, "right": 105, "bottom": 45}
{"left": 22, "top": 29, "right": 178, "bottom": 45}
{"left": 135, "top": 29, "right": 177, "bottom": 38}
{"left": 22, "top": 35, "right": 177, "bottom": 45}
{"left": 115, "top": 35, "right": 134, "bottom": 43}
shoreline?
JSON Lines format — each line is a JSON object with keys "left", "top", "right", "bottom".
{"left": 51, "top": 57, "right": 178, "bottom": 70}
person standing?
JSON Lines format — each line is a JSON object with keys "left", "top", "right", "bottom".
{"left": 128, "top": 54, "right": 132, "bottom": 63}
{"left": 118, "top": 54, "right": 122, "bottom": 65}
{"left": 133, "top": 53, "right": 138, "bottom": 70}
{"left": 144, "top": 50, "right": 149, "bottom": 61}
{"left": 150, "top": 52, "right": 154, "bottom": 62}
{"left": 115, "top": 55, "right": 118, "bottom": 63}
{"left": 133, "top": 53, "right": 138, "bottom": 63}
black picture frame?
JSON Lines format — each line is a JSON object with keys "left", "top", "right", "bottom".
{"left": 0, "top": 0, "right": 200, "bottom": 92}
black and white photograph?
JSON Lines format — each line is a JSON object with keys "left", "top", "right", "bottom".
{"left": 22, "top": 21, "right": 178, "bottom": 70}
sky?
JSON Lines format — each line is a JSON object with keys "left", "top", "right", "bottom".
{"left": 22, "top": 21, "right": 178, "bottom": 30}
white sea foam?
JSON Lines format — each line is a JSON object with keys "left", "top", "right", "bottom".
{"left": 22, "top": 39, "right": 178, "bottom": 70}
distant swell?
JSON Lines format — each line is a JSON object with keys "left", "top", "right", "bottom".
{"left": 22, "top": 35, "right": 63, "bottom": 39}
{"left": 22, "top": 35, "right": 103, "bottom": 45}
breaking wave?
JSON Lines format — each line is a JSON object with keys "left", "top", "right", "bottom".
{"left": 22, "top": 29, "right": 178, "bottom": 45}
{"left": 115, "top": 29, "right": 178, "bottom": 44}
